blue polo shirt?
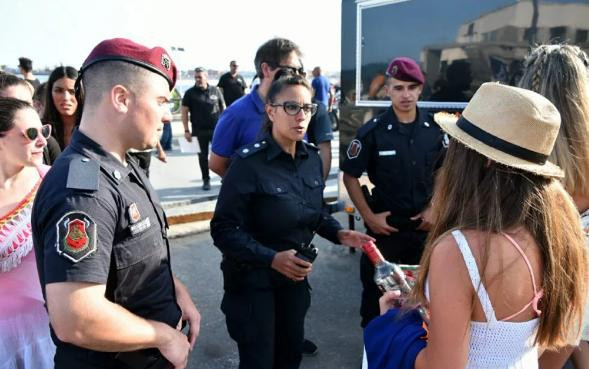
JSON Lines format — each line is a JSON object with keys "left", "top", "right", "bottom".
{"left": 212, "top": 85, "right": 265, "bottom": 158}
{"left": 312, "top": 75, "right": 330, "bottom": 107}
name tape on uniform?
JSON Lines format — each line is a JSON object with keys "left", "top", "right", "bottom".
{"left": 378, "top": 150, "right": 397, "bottom": 157}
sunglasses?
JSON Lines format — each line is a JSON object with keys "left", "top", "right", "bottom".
{"left": 270, "top": 101, "right": 318, "bottom": 116}
{"left": 22, "top": 124, "right": 52, "bottom": 141}
{"left": 271, "top": 64, "right": 305, "bottom": 76}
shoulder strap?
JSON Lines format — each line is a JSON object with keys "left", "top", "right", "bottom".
{"left": 499, "top": 233, "right": 543, "bottom": 321}
{"left": 451, "top": 230, "right": 497, "bottom": 322}
{"left": 36, "top": 164, "right": 51, "bottom": 178}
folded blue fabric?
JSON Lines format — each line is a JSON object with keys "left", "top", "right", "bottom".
{"left": 364, "top": 308, "right": 427, "bottom": 369}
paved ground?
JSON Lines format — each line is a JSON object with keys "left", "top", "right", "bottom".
{"left": 171, "top": 212, "right": 366, "bottom": 369}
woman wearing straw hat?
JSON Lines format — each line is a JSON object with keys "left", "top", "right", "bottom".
{"left": 518, "top": 44, "right": 589, "bottom": 369}
{"left": 363, "top": 82, "right": 588, "bottom": 369}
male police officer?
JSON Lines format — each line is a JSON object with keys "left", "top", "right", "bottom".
{"left": 341, "top": 57, "right": 446, "bottom": 327}
{"left": 31, "top": 38, "right": 200, "bottom": 369}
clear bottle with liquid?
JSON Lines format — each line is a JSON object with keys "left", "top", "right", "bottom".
{"left": 361, "top": 241, "right": 429, "bottom": 323}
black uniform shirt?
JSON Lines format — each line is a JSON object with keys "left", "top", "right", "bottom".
{"left": 341, "top": 107, "right": 446, "bottom": 216}
{"left": 182, "top": 84, "right": 225, "bottom": 132}
{"left": 210, "top": 133, "right": 343, "bottom": 266}
{"left": 32, "top": 130, "right": 181, "bottom": 354}
{"left": 217, "top": 72, "right": 247, "bottom": 106}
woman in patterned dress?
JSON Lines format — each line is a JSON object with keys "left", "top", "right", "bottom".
{"left": 0, "top": 97, "right": 55, "bottom": 369}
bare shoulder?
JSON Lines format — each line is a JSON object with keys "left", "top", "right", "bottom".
{"left": 430, "top": 232, "right": 464, "bottom": 268}
{"left": 428, "top": 231, "right": 473, "bottom": 296}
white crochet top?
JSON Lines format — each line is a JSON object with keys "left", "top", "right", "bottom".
{"left": 426, "top": 230, "right": 540, "bottom": 369}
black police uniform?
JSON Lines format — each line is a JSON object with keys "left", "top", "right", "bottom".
{"left": 210, "top": 133, "right": 343, "bottom": 369}
{"left": 32, "top": 130, "right": 181, "bottom": 369}
{"left": 341, "top": 107, "right": 446, "bottom": 327}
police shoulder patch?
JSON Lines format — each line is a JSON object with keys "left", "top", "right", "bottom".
{"left": 55, "top": 211, "right": 97, "bottom": 263}
{"left": 347, "top": 139, "right": 362, "bottom": 159}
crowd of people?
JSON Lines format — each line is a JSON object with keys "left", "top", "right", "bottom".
{"left": 1, "top": 36, "right": 589, "bottom": 369}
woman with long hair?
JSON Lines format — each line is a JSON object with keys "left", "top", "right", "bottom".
{"left": 518, "top": 44, "right": 589, "bottom": 369}
{"left": 0, "top": 74, "right": 61, "bottom": 164}
{"left": 0, "top": 97, "right": 55, "bottom": 368}
{"left": 364, "top": 83, "right": 587, "bottom": 369}
{"left": 211, "top": 74, "right": 373, "bottom": 369}
{"left": 42, "top": 66, "right": 78, "bottom": 149}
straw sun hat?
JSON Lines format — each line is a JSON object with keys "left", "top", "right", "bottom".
{"left": 434, "top": 82, "right": 563, "bottom": 177}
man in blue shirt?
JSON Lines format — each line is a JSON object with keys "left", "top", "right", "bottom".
{"left": 209, "top": 38, "right": 304, "bottom": 177}
{"left": 311, "top": 66, "right": 331, "bottom": 108}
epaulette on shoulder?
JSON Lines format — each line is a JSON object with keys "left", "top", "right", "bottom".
{"left": 303, "top": 141, "right": 320, "bottom": 151}
{"left": 66, "top": 156, "right": 100, "bottom": 191}
{"left": 236, "top": 139, "right": 269, "bottom": 158}
{"left": 356, "top": 117, "right": 380, "bottom": 139}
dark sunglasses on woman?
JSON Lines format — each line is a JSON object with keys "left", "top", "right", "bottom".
{"left": 23, "top": 124, "right": 52, "bottom": 141}
{"left": 270, "top": 101, "right": 318, "bottom": 116}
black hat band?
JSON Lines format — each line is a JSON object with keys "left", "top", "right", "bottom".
{"left": 456, "top": 116, "right": 548, "bottom": 165}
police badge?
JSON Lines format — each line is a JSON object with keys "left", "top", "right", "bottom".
{"left": 127, "top": 203, "right": 141, "bottom": 224}
{"left": 391, "top": 65, "right": 398, "bottom": 77}
{"left": 161, "top": 53, "right": 171, "bottom": 71}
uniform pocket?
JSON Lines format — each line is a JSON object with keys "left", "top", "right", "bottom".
{"left": 377, "top": 148, "right": 401, "bottom": 174}
{"left": 113, "top": 227, "right": 162, "bottom": 269}
{"left": 303, "top": 176, "right": 323, "bottom": 189}
{"left": 221, "top": 292, "right": 255, "bottom": 343}
{"left": 303, "top": 176, "right": 324, "bottom": 208}
{"left": 259, "top": 182, "right": 289, "bottom": 196}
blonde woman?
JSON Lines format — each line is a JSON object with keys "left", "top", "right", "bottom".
{"left": 518, "top": 44, "right": 589, "bottom": 369}
{"left": 364, "top": 83, "right": 587, "bottom": 369}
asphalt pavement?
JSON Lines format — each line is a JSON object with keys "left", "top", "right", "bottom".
{"left": 171, "top": 213, "right": 366, "bottom": 369}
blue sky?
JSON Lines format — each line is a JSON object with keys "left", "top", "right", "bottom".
{"left": 1, "top": 0, "right": 341, "bottom": 73}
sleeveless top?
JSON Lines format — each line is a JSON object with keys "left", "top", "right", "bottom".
{"left": 427, "top": 230, "right": 543, "bottom": 369}
{"left": 0, "top": 165, "right": 55, "bottom": 369}
{"left": 580, "top": 209, "right": 589, "bottom": 340}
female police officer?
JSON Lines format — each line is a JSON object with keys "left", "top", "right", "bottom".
{"left": 211, "top": 74, "right": 373, "bottom": 369}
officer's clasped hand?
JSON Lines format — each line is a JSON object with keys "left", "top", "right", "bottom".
{"left": 271, "top": 250, "right": 312, "bottom": 281}
{"left": 156, "top": 321, "right": 190, "bottom": 369}
{"left": 410, "top": 207, "right": 433, "bottom": 232}
{"left": 366, "top": 211, "right": 398, "bottom": 235}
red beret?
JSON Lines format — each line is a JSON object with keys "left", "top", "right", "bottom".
{"left": 385, "top": 57, "right": 424, "bottom": 85}
{"left": 80, "top": 38, "right": 177, "bottom": 90}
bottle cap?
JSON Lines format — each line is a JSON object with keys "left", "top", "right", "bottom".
{"left": 361, "top": 241, "right": 385, "bottom": 265}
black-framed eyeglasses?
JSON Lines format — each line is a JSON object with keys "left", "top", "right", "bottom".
{"left": 23, "top": 124, "right": 52, "bottom": 141}
{"left": 269, "top": 101, "right": 318, "bottom": 116}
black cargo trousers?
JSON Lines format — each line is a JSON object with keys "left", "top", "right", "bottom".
{"left": 221, "top": 260, "right": 311, "bottom": 369}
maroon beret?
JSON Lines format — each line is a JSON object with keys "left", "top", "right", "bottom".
{"left": 80, "top": 38, "right": 177, "bottom": 90}
{"left": 385, "top": 57, "right": 424, "bottom": 85}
